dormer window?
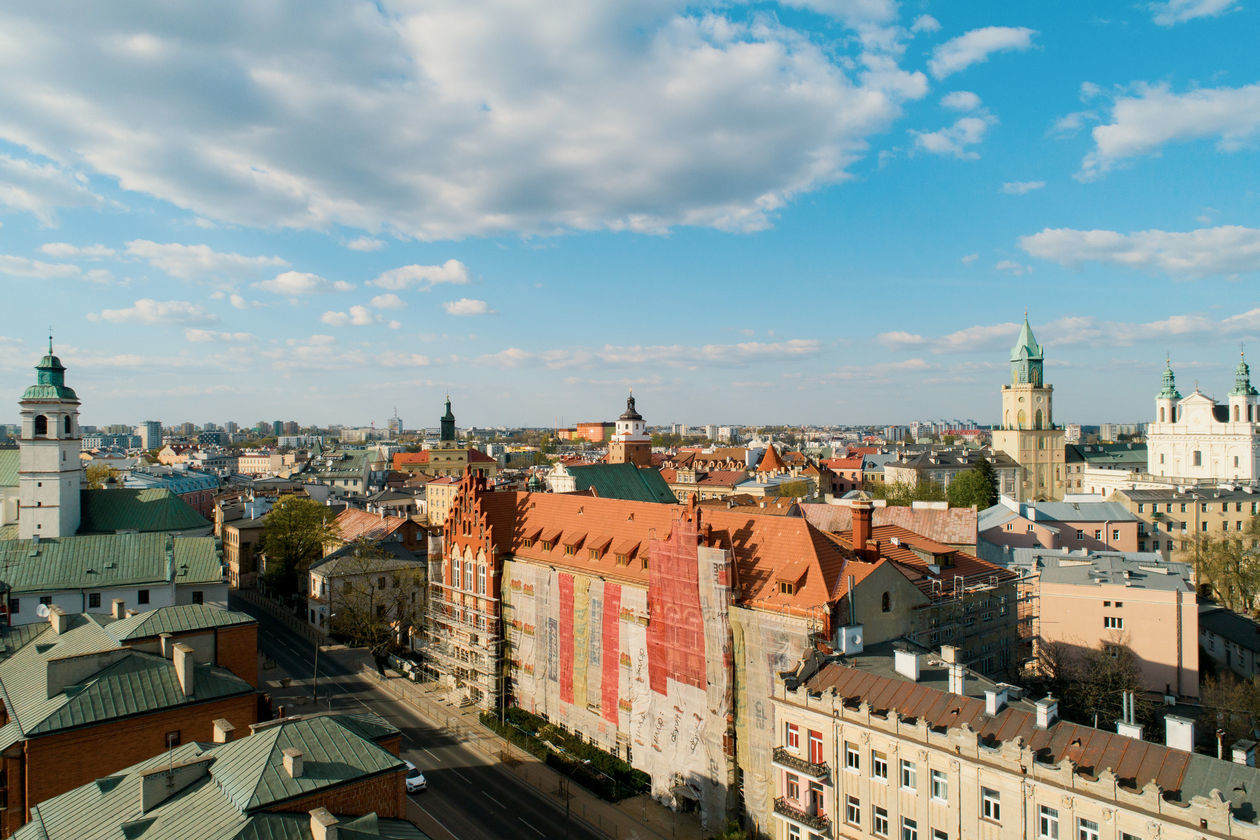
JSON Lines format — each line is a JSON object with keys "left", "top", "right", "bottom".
{"left": 542, "top": 541, "right": 554, "bottom": 551}
{"left": 564, "top": 545, "right": 576, "bottom": 556}
{"left": 779, "top": 581, "right": 795, "bottom": 595}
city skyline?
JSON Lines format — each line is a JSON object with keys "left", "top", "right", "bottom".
{"left": 2, "top": 1, "right": 1258, "bottom": 425}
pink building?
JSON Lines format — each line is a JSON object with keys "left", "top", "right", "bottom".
{"left": 979, "top": 498, "right": 1140, "bottom": 556}
{"left": 1017, "top": 549, "right": 1198, "bottom": 699}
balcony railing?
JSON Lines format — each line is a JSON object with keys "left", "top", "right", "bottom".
{"left": 772, "top": 747, "right": 831, "bottom": 780}
{"left": 774, "top": 798, "right": 831, "bottom": 834}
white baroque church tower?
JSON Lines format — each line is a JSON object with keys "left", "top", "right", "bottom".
{"left": 991, "top": 317, "right": 1066, "bottom": 501}
{"left": 17, "top": 341, "right": 83, "bottom": 538}
{"left": 1147, "top": 352, "right": 1259, "bottom": 482}
{"left": 607, "top": 390, "right": 651, "bottom": 467}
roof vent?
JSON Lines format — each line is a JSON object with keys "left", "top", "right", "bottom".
{"left": 893, "top": 648, "right": 920, "bottom": 681}
{"left": 1035, "top": 696, "right": 1059, "bottom": 730}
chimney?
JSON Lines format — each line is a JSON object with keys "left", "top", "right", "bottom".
{"left": 172, "top": 643, "right": 195, "bottom": 697}
{"left": 213, "top": 719, "right": 236, "bottom": 744}
{"left": 940, "top": 645, "right": 959, "bottom": 664}
{"left": 112, "top": 599, "right": 126, "bottom": 620}
{"left": 985, "top": 688, "right": 1008, "bottom": 716}
{"left": 159, "top": 633, "right": 174, "bottom": 659}
{"left": 1165, "top": 715, "right": 1194, "bottom": 752}
{"left": 283, "top": 748, "right": 304, "bottom": 778}
{"left": 947, "top": 663, "right": 966, "bottom": 696}
{"left": 1233, "top": 739, "right": 1257, "bottom": 766}
{"left": 309, "top": 808, "right": 338, "bottom": 840}
{"left": 1035, "top": 696, "right": 1059, "bottom": 730}
{"left": 48, "top": 605, "right": 69, "bottom": 635}
{"left": 852, "top": 497, "right": 873, "bottom": 555}
{"left": 893, "top": 648, "right": 920, "bottom": 681}
{"left": 139, "top": 756, "right": 214, "bottom": 813}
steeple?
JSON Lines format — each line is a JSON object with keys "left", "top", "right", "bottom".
{"left": 18, "top": 340, "right": 83, "bottom": 538}
{"left": 439, "top": 395, "right": 455, "bottom": 443}
{"left": 1158, "top": 357, "right": 1182, "bottom": 400}
{"left": 1009, "top": 315, "right": 1044, "bottom": 387}
{"left": 620, "top": 388, "right": 643, "bottom": 422}
{"left": 1230, "top": 350, "right": 1258, "bottom": 397}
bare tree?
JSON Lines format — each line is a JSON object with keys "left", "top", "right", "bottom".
{"left": 323, "top": 539, "right": 426, "bottom": 659}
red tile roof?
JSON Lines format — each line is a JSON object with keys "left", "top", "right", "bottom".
{"left": 333, "top": 508, "right": 412, "bottom": 543}
{"left": 827, "top": 523, "right": 1014, "bottom": 596}
{"left": 757, "top": 444, "right": 787, "bottom": 472}
{"left": 798, "top": 503, "right": 977, "bottom": 546}
{"left": 393, "top": 452, "right": 430, "bottom": 469}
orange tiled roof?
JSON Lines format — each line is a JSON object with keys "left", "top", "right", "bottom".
{"left": 393, "top": 452, "right": 430, "bottom": 469}
{"left": 821, "top": 457, "right": 863, "bottom": 471}
{"left": 797, "top": 503, "right": 977, "bottom": 546}
{"left": 828, "top": 523, "right": 1013, "bottom": 594}
{"left": 757, "top": 444, "right": 787, "bottom": 472}
{"left": 333, "top": 508, "right": 411, "bottom": 542}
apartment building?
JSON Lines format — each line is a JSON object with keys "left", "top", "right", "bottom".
{"left": 977, "top": 498, "right": 1140, "bottom": 565}
{"left": 770, "top": 643, "right": 1258, "bottom": 840}
{"left": 1108, "top": 486, "right": 1260, "bottom": 560}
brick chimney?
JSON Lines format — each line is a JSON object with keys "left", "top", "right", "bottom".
{"left": 283, "top": 748, "right": 304, "bottom": 778}
{"left": 851, "top": 497, "right": 874, "bottom": 557}
{"left": 309, "top": 808, "right": 338, "bottom": 840}
{"left": 48, "top": 605, "right": 69, "bottom": 635}
{"left": 213, "top": 719, "right": 236, "bottom": 743}
{"left": 172, "top": 643, "right": 195, "bottom": 697}
{"left": 111, "top": 599, "right": 126, "bottom": 620}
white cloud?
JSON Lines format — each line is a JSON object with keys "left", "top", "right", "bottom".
{"left": 228, "top": 293, "right": 263, "bottom": 309}
{"left": 994, "top": 260, "right": 1031, "bottom": 276}
{"left": 910, "top": 15, "right": 940, "bottom": 33}
{"left": 369, "top": 293, "right": 405, "bottom": 309}
{"left": 960, "top": 253, "right": 979, "bottom": 264}
{"left": 346, "top": 236, "right": 385, "bottom": 252}
{"left": 443, "top": 298, "right": 492, "bottom": 316}
{"left": 321, "top": 305, "right": 380, "bottom": 326}
{"left": 1150, "top": 0, "right": 1239, "bottom": 26}
{"left": 372, "top": 260, "right": 471, "bottom": 290}
{"left": 185, "top": 328, "right": 254, "bottom": 343}
{"left": 1001, "top": 180, "right": 1045, "bottom": 195}
{"left": 93, "top": 298, "right": 219, "bottom": 326}
{"left": 1080, "top": 82, "right": 1260, "bottom": 179}
{"left": 255, "top": 271, "right": 354, "bottom": 295}
{"left": 1019, "top": 224, "right": 1260, "bottom": 278}
{"left": 879, "top": 322, "right": 1020, "bottom": 354}
{"left": 912, "top": 115, "right": 995, "bottom": 159}
{"left": 0, "top": 255, "right": 80, "bottom": 279}
{"left": 39, "top": 242, "right": 115, "bottom": 259}
{"left": 0, "top": 153, "right": 102, "bottom": 225}
{"left": 0, "top": 2, "right": 928, "bottom": 239}
{"left": 928, "top": 27, "right": 1036, "bottom": 79}
{"left": 941, "top": 91, "right": 982, "bottom": 112}
{"left": 480, "top": 338, "right": 823, "bottom": 369}
{"left": 124, "top": 240, "right": 287, "bottom": 284}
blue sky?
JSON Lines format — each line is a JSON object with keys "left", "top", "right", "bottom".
{"left": 2, "top": 0, "right": 1258, "bottom": 429}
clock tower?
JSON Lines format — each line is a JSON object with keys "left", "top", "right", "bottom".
{"left": 991, "top": 317, "right": 1065, "bottom": 501}
{"left": 18, "top": 340, "right": 83, "bottom": 538}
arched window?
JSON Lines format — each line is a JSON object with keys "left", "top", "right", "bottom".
{"left": 1160, "top": 407, "right": 1165, "bottom": 422}
{"left": 1235, "top": 405, "right": 1241, "bottom": 421}
{"left": 33, "top": 415, "right": 47, "bottom": 436}
{"left": 1034, "top": 409, "right": 1044, "bottom": 430}
{"left": 1016, "top": 409, "right": 1027, "bottom": 428}
{"left": 881, "top": 592, "right": 891, "bottom": 613}
{"left": 63, "top": 415, "right": 71, "bottom": 435}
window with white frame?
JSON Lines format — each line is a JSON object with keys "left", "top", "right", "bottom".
{"left": 1078, "top": 819, "right": 1099, "bottom": 840}
{"left": 477, "top": 564, "right": 486, "bottom": 595}
{"left": 902, "top": 817, "right": 918, "bottom": 840}
{"left": 932, "top": 831, "right": 948, "bottom": 840}
{"left": 845, "top": 795, "right": 861, "bottom": 827}
{"left": 1039, "top": 805, "right": 1059, "bottom": 840}
{"left": 900, "top": 759, "right": 917, "bottom": 791}
{"left": 786, "top": 722, "right": 800, "bottom": 749}
{"left": 1119, "top": 832, "right": 1141, "bottom": 840}
{"left": 981, "top": 788, "right": 1000, "bottom": 821}
{"left": 872, "top": 750, "right": 888, "bottom": 781}
{"left": 873, "top": 806, "right": 889, "bottom": 838}
{"left": 845, "top": 742, "right": 860, "bottom": 771}
{"left": 808, "top": 729, "right": 824, "bottom": 764}
{"left": 785, "top": 773, "right": 800, "bottom": 800}
{"left": 1104, "top": 616, "right": 1123, "bottom": 629}
{"left": 930, "top": 769, "right": 947, "bottom": 801}
{"left": 787, "top": 825, "right": 801, "bottom": 840}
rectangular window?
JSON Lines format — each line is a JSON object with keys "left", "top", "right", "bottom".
{"left": 1119, "top": 833, "right": 1141, "bottom": 840}
{"left": 1112, "top": 529, "right": 1120, "bottom": 541}
{"left": 191, "top": 591, "right": 203, "bottom": 605}
{"left": 1193, "top": 451, "right": 1202, "bottom": 467}
{"left": 1093, "top": 530, "right": 1101, "bottom": 540}
{"left": 930, "top": 769, "right": 947, "bottom": 801}
{"left": 137, "top": 589, "right": 149, "bottom": 605}
{"left": 478, "top": 565, "right": 487, "bottom": 595}
{"left": 39, "top": 595, "right": 52, "bottom": 607}
{"left": 1075, "top": 529, "right": 1084, "bottom": 540}
{"left": 786, "top": 773, "right": 800, "bottom": 800}
{"left": 1078, "top": 819, "right": 1099, "bottom": 840}
{"left": 902, "top": 817, "right": 918, "bottom": 840}
{"left": 88, "top": 592, "right": 101, "bottom": 609}
{"left": 1104, "top": 616, "right": 1123, "bottom": 629}
{"left": 845, "top": 742, "right": 860, "bottom": 771}
{"left": 873, "top": 806, "right": 889, "bottom": 838}
{"left": 787, "top": 825, "right": 800, "bottom": 840}
{"left": 1039, "top": 806, "right": 1059, "bottom": 840}
{"left": 900, "top": 759, "right": 917, "bottom": 791}
{"left": 808, "top": 730, "right": 824, "bottom": 764}
{"left": 786, "top": 722, "right": 800, "bottom": 749}
{"left": 933, "top": 831, "right": 948, "bottom": 840}
{"left": 981, "top": 788, "right": 1000, "bottom": 822}
{"left": 872, "top": 751, "right": 888, "bottom": 781}
{"left": 845, "top": 795, "right": 861, "bottom": 827}
{"left": 7, "top": 599, "right": 18, "bottom": 614}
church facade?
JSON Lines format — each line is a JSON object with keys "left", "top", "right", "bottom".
{"left": 990, "top": 318, "right": 1066, "bottom": 501}
{"left": 1147, "top": 353, "right": 1259, "bottom": 482}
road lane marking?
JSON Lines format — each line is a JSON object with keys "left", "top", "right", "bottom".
{"left": 451, "top": 768, "right": 472, "bottom": 783}
{"left": 413, "top": 802, "right": 460, "bottom": 840}
{"left": 424, "top": 748, "right": 441, "bottom": 762}
{"left": 482, "top": 791, "right": 505, "bottom": 808}
{"left": 519, "top": 817, "right": 545, "bottom": 837}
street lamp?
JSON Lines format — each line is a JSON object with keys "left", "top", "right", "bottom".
{"left": 313, "top": 611, "right": 335, "bottom": 702}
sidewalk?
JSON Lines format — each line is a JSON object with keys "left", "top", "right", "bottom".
{"left": 364, "top": 669, "right": 711, "bottom": 840}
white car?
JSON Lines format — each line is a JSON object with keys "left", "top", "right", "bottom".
{"left": 404, "top": 760, "right": 427, "bottom": 793}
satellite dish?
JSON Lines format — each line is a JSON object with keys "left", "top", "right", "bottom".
{"left": 35, "top": 603, "right": 51, "bottom": 619}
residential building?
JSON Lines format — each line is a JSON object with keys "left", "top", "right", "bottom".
{"left": 1008, "top": 548, "right": 1197, "bottom": 697}
{"left": 607, "top": 391, "right": 651, "bottom": 467}
{"left": 309, "top": 449, "right": 374, "bottom": 494}
{"left": 105, "top": 602, "right": 261, "bottom": 687}
{"left": 549, "top": 461, "right": 678, "bottom": 503}
{"left": 1199, "top": 605, "right": 1260, "bottom": 681}
{"left": 1108, "top": 486, "right": 1260, "bottom": 561}
{"left": 659, "top": 466, "right": 747, "bottom": 502}
{"left": 1148, "top": 354, "right": 1259, "bottom": 482}
{"left": 307, "top": 541, "right": 426, "bottom": 644}
{"left": 14, "top": 712, "right": 416, "bottom": 840}
{"left": 78, "top": 487, "right": 212, "bottom": 536}
{"left": 0, "top": 607, "right": 258, "bottom": 836}
{"left": 329, "top": 508, "right": 424, "bottom": 554}
{"left": 391, "top": 447, "right": 497, "bottom": 479}
{"left": 796, "top": 501, "right": 978, "bottom": 553}
{"left": 770, "top": 642, "right": 1259, "bottom": 840}
{"left": 991, "top": 317, "right": 1067, "bottom": 501}
{"left": 882, "top": 448, "right": 1019, "bottom": 497}
{"left": 977, "top": 498, "right": 1140, "bottom": 565}
{"left": 236, "top": 451, "right": 286, "bottom": 476}
{"left": 156, "top": 444, "right": 195, "bottom": 466}
{"left": 423, "top": 475, "right": 460, "bottom": 526}
{"left": 221, "top": 516, "right": 267, "bottom": 589}
{"left": 138, "top": 420, "right": 162, "bottom": 450}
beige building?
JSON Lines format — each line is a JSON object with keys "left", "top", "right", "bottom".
{"left": 1108, "top": 486, "right": 1260, "bottom": 561}
{"left": 991, "top": 318, "right": 1066, "bottom": 501}
{"left": 769, "top": 643, "right": 1256, "bottom": 840}
{"left": 424, "top": 475, "right": 459, "bottom": 526}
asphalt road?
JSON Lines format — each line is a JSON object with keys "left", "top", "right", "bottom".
{"left": 229, "top": 594, "right": 605, "bottom": 840}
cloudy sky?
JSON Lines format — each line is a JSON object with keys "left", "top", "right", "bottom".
{"left": 2, "top": 0, "right": 1258, "bottom": 429}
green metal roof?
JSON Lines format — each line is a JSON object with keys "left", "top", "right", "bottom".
{"left": 21, "top": 353, "right": 78, "bottom": 402}
{"left": 0, "top": 449, "right": 18, "bottom": 487}
{"left": 79, "top": 488, "right": 210, "bottom": 534}
{"left": 567, "top": 462, "right": 678, "bottom": 504}
{"left": 1009, "top": 315, "right": 1043, "bottom": 362}
{"left": 0, "top": 532, "right": 223, "bottom": 595}
{"left": 106, "top": 604, "right": 255, "bottom": 641}
{"left": 0, "top": 615, "right": 252, "bottom": 737}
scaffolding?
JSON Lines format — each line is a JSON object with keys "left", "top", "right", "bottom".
{"left": 423, "top": 560, "right": 505, "bottom": 710}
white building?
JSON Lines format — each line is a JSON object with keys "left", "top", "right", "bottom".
{"left": 1147, "top": 355, "right": 1259, "bottom": 483}
{"left": 18, "top": 342, "right": 83, "bottom": 538}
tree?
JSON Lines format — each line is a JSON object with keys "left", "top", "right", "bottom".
{"left": 775, "top": 479, "right": 813, "bottom": 499}
{"left": 1182, "top": 516, "right": 1260, "bottom": 611}
{"left": 947, "top": 467, "right": 998, "bottom": 509}
{"left": 85, "top": 462, "right": 119, "bottom": 489}
{"left": 1029, "top": 638, "right": 1153, "bottom": 732}
{"left": 974, "top": 457, "right": 1000, "bottom": 501}
{"left": 1200, "top": 671, "right": 1260, "bottom": 746}
{"left": 261, "top": 496, "right": 339, "bottom": 598}
{"left": 325, "top": 539, "right": 426, "bottom": 658}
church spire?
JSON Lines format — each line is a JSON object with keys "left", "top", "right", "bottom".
{"left": 1009, "top": 315, "right": 1044, "bottom": 386}
{"left": 1158, "top": 357, "right": 1182, "bottom": 400}
{"left": 1231, "top": 348, "right": 1258, "bottom": 397}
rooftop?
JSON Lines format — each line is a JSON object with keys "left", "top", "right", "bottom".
{"left": 1010, "top": 548, "right": 1193, "bottom": 592}
{"left": 0, "top": 532, "right": 223, "bottom": 595}
{"left": 79, "top": 488, "right": 211, "bottom": 534}
{"left": 566, "top": 462, "right": 677, "bottom": 504}
{"left": 1198, "top": 605, "right": 1260, "bottom": 652}
{"left": 104, "top": 603, "right": 256, "bottom": 642}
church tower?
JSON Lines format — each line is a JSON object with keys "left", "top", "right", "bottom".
{"left": 608, "top": 390, "right": 651, "bottom": 467}
{"left": 440, "top": 395, "right": 455, "bottom": 443}
{"left": 1155, "top": 358, "right": 1182, "bottom": 424}
{"left": 991, "top": 317, "right": 1065, "bottom": 501}
{"left": 1228, "top": 350, "right": 1258, "bottom": 424}
{"left": 18, "top": 340, "right": 82, "bottom": 538}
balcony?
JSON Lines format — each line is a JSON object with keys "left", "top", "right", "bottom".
{"left": 774, "top": 798, "right": 831, "bottom": 835}
{"left": 772, "top": 746, "right": 831, "bottom": 782}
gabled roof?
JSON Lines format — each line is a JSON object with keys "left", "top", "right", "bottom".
{"left": 566, "top": 463, "right": 677, "bottom": 504}
{"left": 333, "top": 509, "right": 412, "bottom": 543}
{"left": 0, "top": 532, "right": 223, "bottom": 595}
{"left": 1199, "top": 606, "right": 1260, "bottom": 652}
{"left": 310, "top": 542, "right": 423, "bottom": 577}
{"left": 797, "top": 503, "right": 978, "bottom": 546}
{"left": 79, "top": 488, "right": 210, "bottom": 534}
{"left": 105, "top": 604, "right": 256, "bottom": 642}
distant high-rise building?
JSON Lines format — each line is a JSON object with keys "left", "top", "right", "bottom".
{"left": 225, "top": 420, "right": 239, "bottom": 434}
{"left": 271, "top": 420, "right": 283, "bottom": 437}
{"left": 138, "top": 420, "right": 162, "bottom": 450}
{"left": 387, "top": 409, "right": 403, "bottom": 436}
{"left": 283, "top": 420, "right": 300, "bottom": 435}
{"left": 178, "top": 422, "right": 195, "bottom": 436}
